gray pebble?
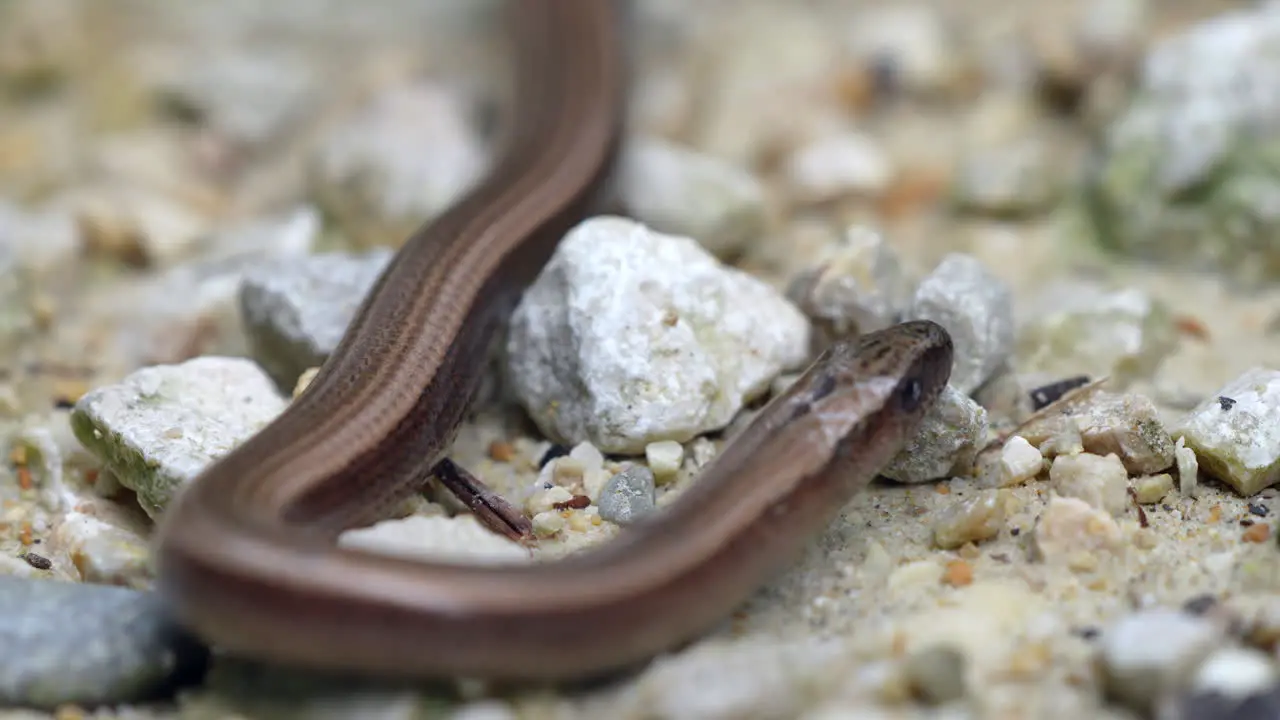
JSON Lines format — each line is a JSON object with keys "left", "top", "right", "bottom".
{"left": 239, "top": 249, "right": 393, "bottom": 388}
{"left": 903, "top": 643, "right": 968, "bottom": 706}
{"left": 0, "top": 577, "right": 207, "bottom": 709}
{"left": 598, "top": 465, "right": 657, "bottom": 524}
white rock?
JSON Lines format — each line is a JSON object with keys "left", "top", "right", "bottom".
{"left": 1171, "top": 368, "right": 1280, "bottom": 496}
{"left": 785, "top": 225, "right": 912, "bottom": 343}
{"left": 311, "top": 83, "right": 486, "bottom": 230}
{"left": 1176, "top": 435, "right": 1199, "bottom": 497}
{"left": 993, "top": 436, "right": 1044, "bottom": 487}
{"left": 339, "top": 515, "right": 528, "bottom": 566}
{"left": 784, "top": 131, "right": 894, "bottom": 203}
{"left": 69, "top": 357, "right": 287, "bottom": 518}
{"left": 619, "top": 136, "right": 767, "bottom": 258}
{"left": 909, "top": 253, "right": 1015, "bottom": 394}
{"left": 1098, "top": 608, "right": 1221, "bottom": 713}
{"left": 1190, "top": 646, "right": 1277, "bottom": 700}
{"left": 506, "top": 216, "right": 810, "bottom": 454}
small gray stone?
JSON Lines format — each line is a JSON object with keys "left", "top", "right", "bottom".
{"left": 909, "top": 253, "right": 1014, "bottom": 395}
{"left": 239, "top": 249, "right": 393, "bottom": 388}
{"left": 599, "top": 465, "right": 657, "bottom": 524}
{"left": 882, "top": 384, "right": 988, "bottom": 484}
{"left": 0, "top": 577, "right": 207, "bottom": 709}
{"left": 903, "top": 644, "right": 968, "bottom": 705}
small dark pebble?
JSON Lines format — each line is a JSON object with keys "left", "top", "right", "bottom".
{"left": 1071, "top": 626, "right": 1100, "bottom": 640}
{"left": 1218, "top": 396, "right": 1238, "bottom": 411}
{"left": 1174, "top": 686, "right": 1280, "bottom": 720}
{"left": 1250, "top": 503, "right": 1270, "bottom": 517}
{"left": 538, "top": 444, "right": 570, "bottom": 468}
{"left": 1182, "top": 594, "right": 1219, "bottom": 616}
{"left": 1010, "top": 527, "right": 1021, "bottom": 537}
{"left": 1029, "top": 375, "right": 1091, "bottom": 411}
{"left": 21, "top": 553, "right": 51, "bottom": 570}
{"left": 52, "top": 397, "right": 75, "bottom": 410}
{"left": 1242, "top": 518, "right": 1255, "bottom": 527}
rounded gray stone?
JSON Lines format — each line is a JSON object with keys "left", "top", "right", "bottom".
{"left": 0, "top": 576, "right": 208, "bottom": 709}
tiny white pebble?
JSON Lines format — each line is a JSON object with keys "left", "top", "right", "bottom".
{"left": 999, "top": 436, "right": 1043, "bottom": 486}
{"left": 646, "top": 440, "right": 685, "bottom": 483}
{"left": 531, "top": 511, "right": 565, "bottom": 537}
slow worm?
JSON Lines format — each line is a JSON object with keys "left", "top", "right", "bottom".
{"left": 153, "top": 0, "right": 955, "bottom": 681}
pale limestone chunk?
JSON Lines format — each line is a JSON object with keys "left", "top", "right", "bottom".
{"left": 909, "top": 253, "right": 1014, "bottom": 394}
{"left": 1171, "top": 368, "right": 1280, "bottom": 496}
{"left": 70, "top": 357, "right": 286, "bottom": 519}
{"left": 884, "top": 385, "right": 988, "bottom": 483}
{"left": 1068, "top": 391, "right": 1174, "bottom": 474}
{"left": 933, "top": 490, "right": 1005, "bottom": 549}
{"left": 785, "top": 226, "right": 912, "bottom": 347}
{"left": 645, "top": 440, "right": 685, "bottom": 484}
{"left": 1048, "top": 452, "right": 1129, "bottom": 516}
{"left": 338, "top": 516, "right": 527, "bottom": 565}
{"left": 1033, "top": 496, "right": 1123, "bottom": 565}
{"left": 618, "top": 136, "right": 766, "bottom": 258}
{"left": 1133, "top": 474, "right": 1174, "bottom": 504}
{"left": 506, "top": 216, "right": 810, "bottom": 453}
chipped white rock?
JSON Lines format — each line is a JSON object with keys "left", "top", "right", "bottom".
{"left": 69, "top": 357, "right": 287, "bottom": 519}
{"left": 783, "top": 130, "right": 894, "bottom": 204}
{"left": 619, "top": 136, "right": 767, "bottom": 258}
{"left": 507, "top": 216, "right": 810, "bottom": 454}
{"left": 985, "top": 435, "right": 1043, "bottom": 488}
{"left": 1171, "top": 368, "right": 1280, "bottom": 496}
{"left": 882, "top": 385, "right": 988, "bottom": 483}
{"left": 1065, "top": 391, "right": 1174, "bottom": 475}
{"left": 1049, "top": 452, "right": 1129, "bottom": 517}
{"left": 310, "top": 83, "right": 486, "bottom": 242}
{"left": 338, "top": 516, "right": 528, "bottom": 565}
{"left": 1098, "top": 608, "right": 1221, "bottom": 714}
{"left": 909, "top": 253, "right": 1014, "bottom": 394}
{"left": 786, "top": 225, "right": 912, "bottom": 347}
{"left": 239, "top": 249, "right": 393, "bottom": 388}
{"left": 646, "top": 440, "right": 685, "bottom": 483}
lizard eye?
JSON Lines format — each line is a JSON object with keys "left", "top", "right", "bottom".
{"left": 897, "top": 377, "right": 924, "bottom": 412}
